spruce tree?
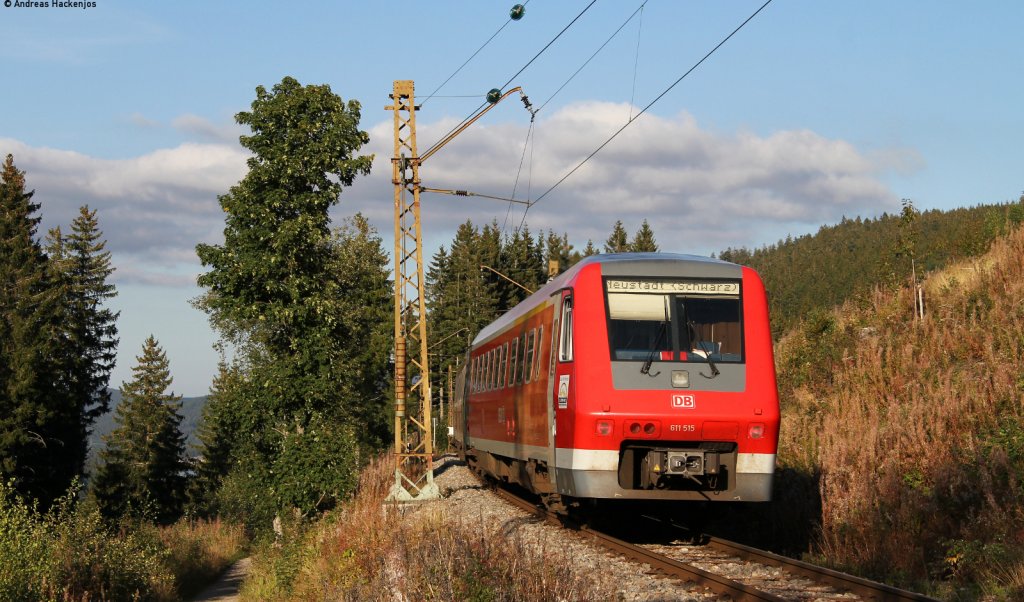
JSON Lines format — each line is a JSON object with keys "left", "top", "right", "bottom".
{"left": 93, "top": 336, "right": 186, "bottom": 524}
{"left": 630, "top": 219, "right": 659, "bottom": 252}
{"left": 604, "top": 220, "right": 630, "bottom": 253}
{"left": 426, "top": 220, "right": 498, "bottom": 385}
{"left": 47, "top": 206, "right": 119, "bottom": 480}
{"left": 0, "top": 154, "right": 67, "bottom": 507}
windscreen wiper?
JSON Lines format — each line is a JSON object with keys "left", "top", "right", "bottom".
{"left": 688, "top": 320, "right": 720, "bottom": 379}
{"left": 640, "top": 321, "right": 666, "bottom": 377}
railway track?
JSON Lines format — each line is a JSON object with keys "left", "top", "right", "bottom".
{"left": 487, "top": 482, "right": 939, "bottom": 602}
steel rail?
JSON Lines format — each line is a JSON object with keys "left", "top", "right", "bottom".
{"left": 482, "top": 475, "right": 941, "bottom": 602}
{"left": 489, "top": 485, "right": 785, "bottom": 602}
{"left": 701, "top": 535, "right": 939, "bottom": 602}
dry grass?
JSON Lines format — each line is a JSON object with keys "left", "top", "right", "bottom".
{"left": 775, "top": 225, "right": 1024, "bottom": 597}
{"left": 241, "top": 455, "right": 599, "bottom": 601}
{"left": 158, "top": 518, "right": 249, "bottom": 600}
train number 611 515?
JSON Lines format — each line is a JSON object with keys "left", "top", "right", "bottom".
{"left": 669, "top": 424, "right": 696, "bottom": 432}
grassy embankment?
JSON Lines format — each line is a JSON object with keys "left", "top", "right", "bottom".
{"left": 240, "top": 455, "right": 597, "bottom": 601}
{"left": 773, "top": 224, "right": 1024, "bottom": 599}
{"left": 0, "top": 481, "right": 248, "bottom": 601}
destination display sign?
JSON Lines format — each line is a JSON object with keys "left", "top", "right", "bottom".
{"left": 605, "top": 279, "right": 740, "bottom": 296}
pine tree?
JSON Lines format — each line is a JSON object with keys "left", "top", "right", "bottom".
{"left": 93, "top": 336, "right": 186, "bottom": 524}
{"left": 0, "top": 154, "right": 67, "bottom": 507}
{"left": 630, "top": 219, "right": 659, "bottom": 252}
{"left": 581, "top": 239, "right": 600, "bottom": 257}
{"left": 604, "top": 220, "right": 629, "bottom": 253}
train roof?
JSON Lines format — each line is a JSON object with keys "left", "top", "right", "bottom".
{"left": 471, "top": 252, "right": 743, "bottom": 346}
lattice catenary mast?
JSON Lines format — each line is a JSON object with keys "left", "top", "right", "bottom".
{"left": 386, "top": 80, "right": 438, "bottom": 500}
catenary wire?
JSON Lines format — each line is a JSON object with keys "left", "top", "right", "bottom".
{"left": 629, "top": 3, "right": 645, "bottom": 121}
{"left": 502, "top": 119, "right": 537, "bottom": 233}
{"left": 537, "top": 1, "right": 649, "bottom": 115}
{"left": 523, "top": 0, "right": 774, "bottom": 221}
{"left": 423, "top": 0, "right": 600, "bottom": 160}
{"left": 420, "top": 1, "right": 531, "bottom": 108}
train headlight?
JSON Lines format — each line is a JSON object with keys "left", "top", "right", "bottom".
{"left": 596, "top": 420, "right": 614, "bottom": 436}
{"left": 748, "top": 423, "right": 765, "bottom": 439}
{"left": 671, "top": 370, "right": 690, "bottom": 388}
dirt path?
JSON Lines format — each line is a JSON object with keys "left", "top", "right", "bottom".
{"left": 189, "top": 557, "right": 251, "bottom": 602}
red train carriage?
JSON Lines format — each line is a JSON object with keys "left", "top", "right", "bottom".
{"left": 451, "top": 253, "right": 779, "bottom": 503}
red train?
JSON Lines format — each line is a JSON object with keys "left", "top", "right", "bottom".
{"left": 450, "top": 253, "right": 779, "bottom": 504}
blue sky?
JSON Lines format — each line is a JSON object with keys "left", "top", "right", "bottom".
{"left": 2, "top": 1, "right": 1022, "bottom": 395}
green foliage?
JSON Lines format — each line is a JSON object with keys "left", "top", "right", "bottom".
{"left": 93, "top": 336, "right": 187, "bottom": 525}
{"left": 0, "top": 478, "right": 176, "bottom": 601}
{"left": 194, "top": 77, "right": 386, "bottom": 529}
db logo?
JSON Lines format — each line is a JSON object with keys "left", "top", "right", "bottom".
{"left": 672, "top": 394, "right": 695, "bottom": 409}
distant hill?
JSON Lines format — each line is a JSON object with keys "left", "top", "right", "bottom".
{"left": 87, "top": 389, "right": 207, "bottom": 464}
{"left": 719, "top": 198, "right": 1024, "bottom": 336}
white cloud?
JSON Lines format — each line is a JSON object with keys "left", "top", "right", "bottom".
{"left": 1, "top": 103, "right": 918, "bottom": 290}
{"left": 0, "top": 137, "right": 247, "bottom": 286}
{"left": 349, "top": 102, "right": 919, "bottom": 254}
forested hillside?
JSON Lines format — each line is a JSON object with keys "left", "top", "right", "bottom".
{"left": 720, "top": 198, "right": 1024, "bottom": 336}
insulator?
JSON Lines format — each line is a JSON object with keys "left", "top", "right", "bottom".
{"left": 510, "top": 4, "right": 525, "bottom": 20}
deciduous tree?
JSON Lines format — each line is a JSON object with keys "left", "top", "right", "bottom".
{"left": 194, "top": 77, "right": 374, "bottom": 525}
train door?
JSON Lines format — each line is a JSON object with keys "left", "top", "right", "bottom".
{"left": 550, "top": 290, "right": 575, "bottom": 492}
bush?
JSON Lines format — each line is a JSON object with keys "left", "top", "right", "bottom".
{"left": 0, "top": 479, "right": 247, "bottom": 601}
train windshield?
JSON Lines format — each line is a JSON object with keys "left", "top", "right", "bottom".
{"left": 604, "top": 279, "right": 743, "bottom": 364}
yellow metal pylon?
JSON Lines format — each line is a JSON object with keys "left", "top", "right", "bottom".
{"left": 386, "top": 80, "right": 438, "bottom": 501}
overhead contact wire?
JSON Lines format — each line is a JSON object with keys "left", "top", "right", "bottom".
{"left": 424, "top": 0, "right": 600, "bottom": 159}
{"left": 421, "top": 0, "right": 531, "bottom": 107}
{"left": 537, "top": 0, "right": 649, "bottom": 114}
{"left": 526, "top": 0, "right": 774, "bottom": 214}
{"left": 503, "top": 120, "right": 536, "bottom": 233}
{"left": 629, "top": 3, "right": 645, "bottom": 121}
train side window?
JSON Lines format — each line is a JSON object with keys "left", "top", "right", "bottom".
{"left": 535, "top": 325, "right": 544, "bottom": 380}
{"left": 524, "top": 329, "right": 536, "bottom": 383}
{"left": 487, "top": 350, "right": 495, "bottom": 391}
{"left": 499, "top": 343, "right": 508, "bottom": 389}
{"left": 483, "top": 352, "right": 490, "bottom": 391}
{"left": 559, "top": 296, "right": 574, "bottom": 362}
{"left": 509, "top": 338, "right": 518, "bottom": 387}
{"left": 491, "top": 349, "right": 499, "bottom": 390}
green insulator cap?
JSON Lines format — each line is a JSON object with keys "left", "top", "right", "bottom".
{"left": 510, "top": 4, "right": 525, "bottom": 20}
{"left": 486, "top": 88, "right": 502, "bottom": 103}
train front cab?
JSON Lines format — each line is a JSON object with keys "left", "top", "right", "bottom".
{"left": 551, "top": 255, "right": 780, "bottom": 502}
